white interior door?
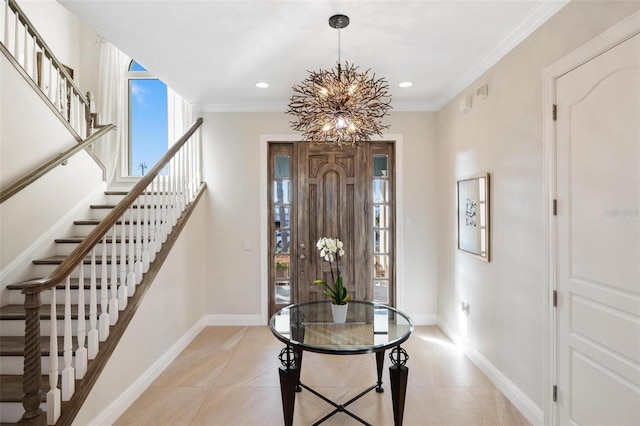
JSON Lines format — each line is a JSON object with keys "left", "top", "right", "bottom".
{"left": 556, "top": 33, "right": 640, "bottom": 424}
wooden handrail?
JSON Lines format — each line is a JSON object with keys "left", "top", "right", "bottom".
{"left": 0, "top": 124, "right": 116, "bottom": 204}
{"left": 18, "top": 117, "right": 203, "bottom": 295}
{"left": 7, "top": 0, "right": 88, "bottom": 105}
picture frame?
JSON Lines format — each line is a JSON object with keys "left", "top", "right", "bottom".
{"left": 457, "top": 173, "right": 490, "bottom": 261}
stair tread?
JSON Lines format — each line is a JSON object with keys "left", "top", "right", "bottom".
{"left": 0, "top": 304, "right": 92, "bottom": 320}
{"left": 74, "top": 219, "right": 160, "bottom": 225}
{"left": 0, "top": 335, "right": 78, "bottom": 356}
{"left": 90, "top": 204, "right": 155, "bottom": 209}
{"left": 0, "top": 375, "right": 50, "bottom": 402}
{"left": 6, "top": 278, "right": 107, "bottom": 290}
{"left": 55, "top": 236, "right": 146, "bottom": 244}
{"left": 33, "top": 255, "right": 126, "bottom": 265}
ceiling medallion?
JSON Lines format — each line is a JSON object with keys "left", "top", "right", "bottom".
{"left": 287, "top": 14, "right": 392, "bottom": 148}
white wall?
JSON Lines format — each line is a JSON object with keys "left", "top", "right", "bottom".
{"left": 0, "top": 53, "right": 104, "bottom": 299}
{"left": 17, "top": 0, "right": 80, "bottom": 79}
{"left": 74, "top": 197, "right": 208, "bottom": 425}
{"left": 200, "top": 111, "right": 438, "bottom": 324}
{"left": 435, "top": 0, "right": 640, "bottom": 422}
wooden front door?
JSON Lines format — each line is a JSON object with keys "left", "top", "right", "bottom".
{"left": 268, "top": 142, "right": 395, "bottom": 317}
{"left": 296, "top": 143, "right": 367, "bottom": 304}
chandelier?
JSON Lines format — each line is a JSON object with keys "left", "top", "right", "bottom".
{"left": 287, "top": 14, "right": 392, "bottom": 148}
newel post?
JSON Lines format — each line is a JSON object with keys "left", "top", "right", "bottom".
{"left": 18, "top": 291, "right": 47, "bottom": 426}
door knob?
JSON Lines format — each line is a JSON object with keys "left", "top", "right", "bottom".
{"left": 300, "top": 243, "right": 306, "bottom": 249}
{"left": 299, "top": 253, "right": 306, "bottom": 260}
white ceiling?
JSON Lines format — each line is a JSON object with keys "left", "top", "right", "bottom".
{"left": 59, "top": 0, "right": 568, "bottom": 112}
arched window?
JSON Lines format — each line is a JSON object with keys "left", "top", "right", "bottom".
{"left": 127, "top": 60, "right": 168, "bottom": 176}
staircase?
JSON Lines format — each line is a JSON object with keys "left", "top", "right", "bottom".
{"left": 1, "top": 2, "right": 205, "bottom": 423}
{"left": 0, "top": 168, "right": 206, "bottom": 425}
{"left": 0, "top": 190, "right": 130, "bottom": 422}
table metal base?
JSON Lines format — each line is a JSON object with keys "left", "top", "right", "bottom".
{"left": 278, "top": 346, "right": 409, "bottom": 426}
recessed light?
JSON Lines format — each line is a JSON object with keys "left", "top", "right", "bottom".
{"left": 256, "top": 81, "right": 270, "bottom": 88}
{"left": 399, "top": 81, "right": 413, "bottom": 88}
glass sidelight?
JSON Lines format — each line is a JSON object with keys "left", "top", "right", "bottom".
{"left": 372, "top": 153, "right": 391, "bottom": 304}
{"left": 272, "top": 153, "right": 292, "bottom": 306}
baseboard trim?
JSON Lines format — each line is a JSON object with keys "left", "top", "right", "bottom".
{"left": 88, "top": 317, "right": 207, "bottom": 426}
{"left": 408, "top": 313, "right": 438, "bottom": 326}
{"left": 205, "top": 314, "right": 263, "bottom": 326}
{"left": 437, "top": 316, "right": 544, "bottom": 426}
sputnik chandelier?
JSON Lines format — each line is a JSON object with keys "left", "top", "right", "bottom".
{"left": 287, "top": 14, "right": 392, "bottom": 148}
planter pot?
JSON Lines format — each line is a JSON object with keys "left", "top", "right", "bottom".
{"left": 331, "top": 302, "right": 348, "bottom": 323}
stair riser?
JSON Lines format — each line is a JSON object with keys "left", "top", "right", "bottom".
{"left": 90, "top": 207, "right": 165, "bottom": 221}
{"left": 34, "top": 263, "right": 137, "bottom": 279}
{"left": 0, "top": 402, "right": 47, "bottom": 423}
{"left": 1, "top": 319, "right": 92, "bottom": 337}
{"left": 55, "top": 240, "right": 156, "bottom": 256}
{"left": 73, "top": 222, "right": 168, "bottom": 237}
{"left": 0, "top": 355, "right": 64, "bottom": 375}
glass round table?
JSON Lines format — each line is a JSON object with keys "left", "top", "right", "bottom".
{"left": 269, "top": 300, "right": 414, "bottom": 426}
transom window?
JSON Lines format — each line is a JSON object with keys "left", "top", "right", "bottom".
{"left": 127, "top": 60, "right": 168, "bottom": 176}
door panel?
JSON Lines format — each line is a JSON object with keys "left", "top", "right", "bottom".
{"left": 556, "top": 33, "right": 640, "bottom": 425}
{"left": 297, "top": 143, "right": 367, "bottom": 304}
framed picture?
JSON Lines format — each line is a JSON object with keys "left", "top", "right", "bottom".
{"left": 457, "top": 173, "right": 490, "bottom": 261}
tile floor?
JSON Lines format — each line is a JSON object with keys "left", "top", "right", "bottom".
{"left": 114, "top": 325, "right": 531, "bottom": 426}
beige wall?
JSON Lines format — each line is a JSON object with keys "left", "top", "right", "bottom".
{"left": 200, "top": 111, "right": 438, "bottom": 323}
{"left": 435, "top": 0, "right": 640, "bottom": 420}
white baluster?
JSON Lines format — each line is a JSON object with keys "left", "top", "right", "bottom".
{"left": 127, "top": 206, "right": 136, "bottom": 296}
{"left": 61, "top": 276, "right": 75, "bottom": 401}
{"left": 134, "top": 197, "right": 143, "bottom": 284}
{"left": 31, "top": 35, "right": 37, "bottom": 81}
{"left": 149, "top": 178, "right": 157, "bottom": 262}
{"left": 1, "top": 0, "right": 6, "bottom": 46}
{"left": 142, "top": 188, "right": 150, "bottom": 272}
{"left": 181, "top": 147, "right": 188, "bottom": 210}
{"left": 197, "top": 129, "right": 203, "bottom": 185}
{"left": 119, "top": 212, "right": 128, "bottom": 310}
{"left": 177, "top": 149, "right": 184, "bottom": 213}
{"left": 22, "top": 23, "right": 27, "bottom": 71}
{"left": 99, "top": 238, "right": 109, "bottom": 341}
{"left": 79, "top": 96, "right": 87, "bottom": 137}
{"left": 87, "top": 248, "right": 99, "bottom": 359}
{"left": 172, "top": 158, "right": 179, "bottom": 226}
{"left": 191, "top": 138, "right": 198, "bottom": 197}
{"left": 109, "top": 226, "right": 119, "bottom": 325}
{"left": 47, "top": 288, "right": 61, "bottom": 425}
{"left": 12, "top": 10, "right": 18, "bottom": 58}
{"left": 159, "top": 171, "right": 168, "bottom": 244}
{"left": 185, "top": 140, "right": 192, "bottom": 199}
{"left": 68, "top": 91, "right": 75, "bottom": 132}
{"left": 47, "top": 58, "right": 53, "bottom": 101}
{"left": 75, "top": 264, "right": 87, "bottom": 379}
{"left": 168, "top": 160, "right": 177, "bottom": 228}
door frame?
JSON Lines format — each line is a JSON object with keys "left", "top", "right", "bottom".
{"left": 259, "top": 134, "right": 405, "bottom": 325}
{"left": 542, "top": 10, "right": 640, "bottom": 425}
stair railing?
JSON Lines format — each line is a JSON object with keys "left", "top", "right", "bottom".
{"left": 16, "top": 117, "right": 203, "bottom": 426}
{"left": 0, "top": 124, "right": 116, "bottom": 204}
{"left": 1, "top": 0, "right": 96, "bottom": 139}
